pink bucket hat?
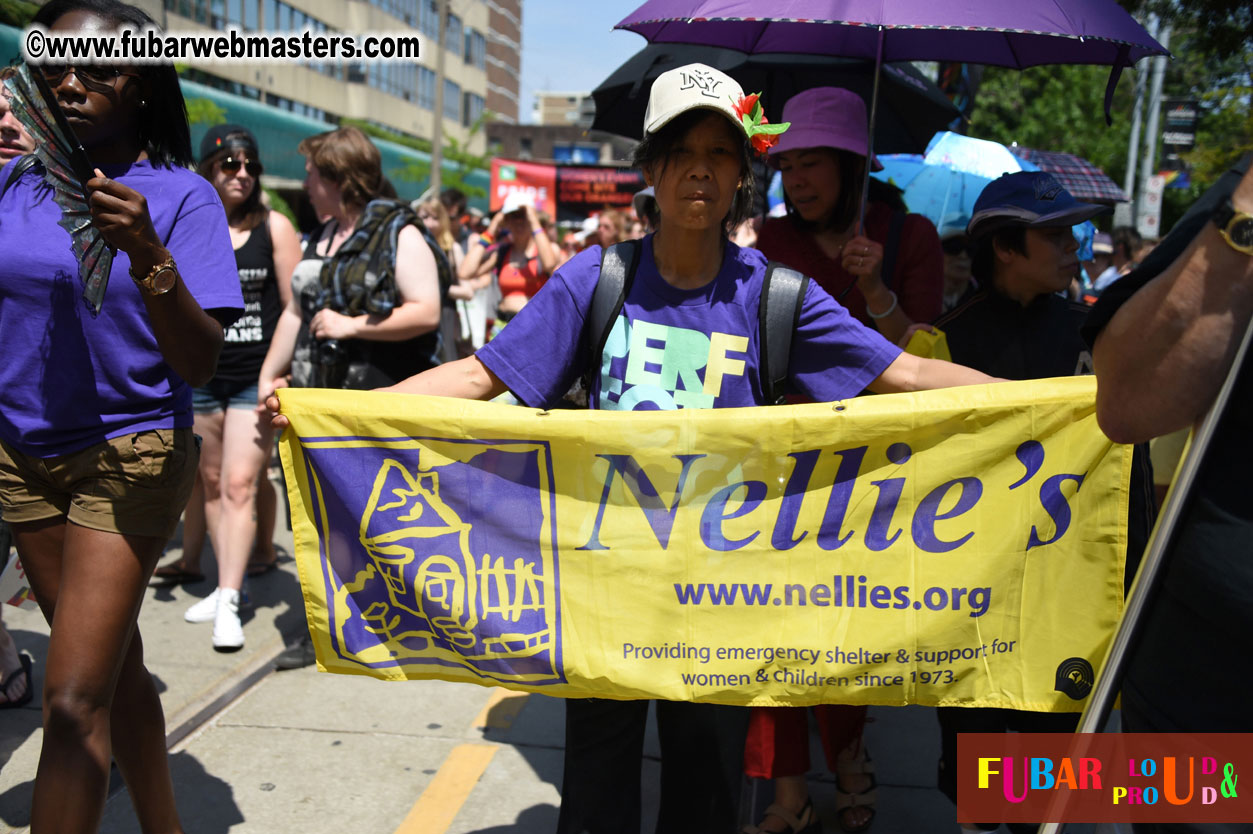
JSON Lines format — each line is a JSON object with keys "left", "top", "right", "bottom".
{"left": 767, "top": 87, "right": 883, "bottom": 171}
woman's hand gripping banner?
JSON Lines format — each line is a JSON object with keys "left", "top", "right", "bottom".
{"left": 277, "top": 376, "right": 1130, "bottom": 712}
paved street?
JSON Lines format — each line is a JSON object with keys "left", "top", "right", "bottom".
{"left": 0, "top": 472, "right": 1097, "bottom": 834}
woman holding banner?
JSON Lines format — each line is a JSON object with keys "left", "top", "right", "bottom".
{"left": 271, "top": 62, "right": 994, "bottom": 834}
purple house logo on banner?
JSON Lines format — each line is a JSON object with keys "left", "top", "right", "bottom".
{"left": 298, "top": 436, "right": 565, "bottom": 686}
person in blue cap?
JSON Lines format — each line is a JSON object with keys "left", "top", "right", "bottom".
{"left": 933, "top": 171, "right": 1156, "bottom": 834}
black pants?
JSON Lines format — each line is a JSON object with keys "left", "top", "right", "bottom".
{"left": 556, "top": 698, "right": 748, "bottom": 834}
{"left": 936, "top": 706, "right": 1080, "bottom": 834}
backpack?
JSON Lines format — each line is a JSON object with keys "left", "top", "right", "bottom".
{"left": 319, "top": 199, "right": 454, "bottom": 315}
{"left": 582, "top": 240, "right": 808, "bottom": 406}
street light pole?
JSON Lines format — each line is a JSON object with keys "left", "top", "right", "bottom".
{"left": 430, "top": 0, "right": 448, "bottom": 195}
{"left": 1115, "top": 13, "right": 1154, "bottom": 228}
{"left": 1136, "top": 20, "right": 1172, "bottom": 228}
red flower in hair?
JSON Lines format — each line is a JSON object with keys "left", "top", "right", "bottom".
{"left": 733, "top": 93, "right": 760, "bottom": 120}
{"left": 732, "top": 92, "right": 790, "bottom": 156}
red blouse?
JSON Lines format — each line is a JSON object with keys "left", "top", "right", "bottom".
{"left": 757, "top": 202, "right": 944, "bottom": 327}
{"left": 497, "top": 244, "right": 549, "bottom": 300}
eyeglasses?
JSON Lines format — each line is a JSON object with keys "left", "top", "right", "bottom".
{"left": 220, "top": 156, "right": 262, "bottom": 177}
{"left": 941, "top": 237, "right": 970, "bottom": 256}
{"left": 38, "top": 64, "right": 140, "bottom": 89}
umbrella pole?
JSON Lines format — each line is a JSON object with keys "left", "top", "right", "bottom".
{"left": 1035, "top": 312, "right": 1253, "bottom": 834}
{"left": 858, "top": 26, "right": 885, "bottom": 234}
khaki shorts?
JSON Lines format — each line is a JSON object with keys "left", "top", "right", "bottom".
{"left": 0, "top": 428, "right": 198, "bottom": 540}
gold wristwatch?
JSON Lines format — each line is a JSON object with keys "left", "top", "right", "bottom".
{"left": 1213, "top": 197, "right": 1253, "bottom": 256}
{"left": 131, "top": 256, "right": 178, "bottom": 296}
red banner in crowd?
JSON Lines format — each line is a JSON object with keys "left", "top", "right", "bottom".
{"left": 491, "top": 159, "right": 646, "bottom": 223}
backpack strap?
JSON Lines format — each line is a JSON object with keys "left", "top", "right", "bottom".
{"left": 582, "top": 240, "right": 641, "bottom": 398}
{"left": 759, "top": 262, "right": 809, "bottom": 405}
{"left": 879, "top": 210, "right": 907, "bottom": 291}
{"left": 1, "top": 155, "right": 40, "bottom": 201}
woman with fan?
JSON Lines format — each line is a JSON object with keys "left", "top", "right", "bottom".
{"left": 0, "top": 0, "right": 243, "bottom": 828}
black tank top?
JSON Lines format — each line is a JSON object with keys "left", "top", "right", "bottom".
{"left": 215, "top": 216, "right": 281, "bottom": 385}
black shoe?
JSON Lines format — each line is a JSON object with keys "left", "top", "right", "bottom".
{"left": 274, "top": 636, "right": 316, "bottom": 670}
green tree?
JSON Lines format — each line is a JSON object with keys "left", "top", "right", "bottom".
{"left": 967, "top": 63, "right": 1137, "bottom": 189}
{"left": 344, "top": 114, "right": 492, "bottom": 199}
{"left": 0, "top": 0, "right": 38, "bottom": 28}
{"left": 967, "top": 4, "right": 1251, "bottom": 232}
{"left": 184, "top": 97, "right": 227, "bottom": 127}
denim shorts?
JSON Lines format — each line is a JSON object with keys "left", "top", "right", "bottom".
{"left": 192, "top": 378, "right": 260, "bottom": 413}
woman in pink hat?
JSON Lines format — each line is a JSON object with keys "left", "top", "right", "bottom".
{"left": 747, "top": 86, "right": 947, "bottom": 834}
{"left": 758, "top": 86, "right": 944, "bottom": 347}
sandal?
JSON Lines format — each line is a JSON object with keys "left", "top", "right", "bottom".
{"left": 0, "top": 654, "right": 33, "bottom": 709}
{"left": 835, "top": 743, "right": 878, "bottom": 833}
{"left": 246, "top": 559, "right": 278, "bottom": 577}
{"left": 742, "top": 798, "right": 821, "bottom": 834}
{"left": 150, "top": 563, "right": 205, "bottom": 586}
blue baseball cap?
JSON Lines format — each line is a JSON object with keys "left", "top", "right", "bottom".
{"left": 968, "top": 171, "right": 1110, "bottom": 239}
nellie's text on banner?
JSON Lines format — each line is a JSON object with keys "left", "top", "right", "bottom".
{"left": 278, "top": 377, "right": 1130, "bottom": 710}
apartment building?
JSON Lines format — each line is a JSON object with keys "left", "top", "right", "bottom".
{"left": 151, "top": 0, "right": 521, "bottom": 154}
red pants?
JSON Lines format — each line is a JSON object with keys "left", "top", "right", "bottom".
{"left": 743, "top": 704, "right": 867, "bottom": 778}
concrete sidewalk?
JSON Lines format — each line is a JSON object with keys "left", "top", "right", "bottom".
{"left": 0, "top": 470, "right": 305, "bottom": 833}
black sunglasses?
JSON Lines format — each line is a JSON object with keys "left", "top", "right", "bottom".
{"left": 220, "top": 155, "right": 262, "bottom": 177}
{"left": 38, "top": 64, "right": 140, "bottom": 89}
{"left": 941, "top": 236, "right": 970, "bottom": 256}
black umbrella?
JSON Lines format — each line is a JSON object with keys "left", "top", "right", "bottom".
{"left": 591, "top": 43, "right": 959, "bottom": 154}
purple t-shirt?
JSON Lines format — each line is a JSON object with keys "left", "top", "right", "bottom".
{"left": 0, "top": 158, "right": 243, "bottom": 456}
{"left": 477, "top": 236, "right": 901, "bottom": 410}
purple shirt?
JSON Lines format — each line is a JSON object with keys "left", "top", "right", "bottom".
{"left": 478, "top": 236, "right": 900, "bottom": 410}
{"left": 0, "top": 158, "right": 243, "bottom": 456}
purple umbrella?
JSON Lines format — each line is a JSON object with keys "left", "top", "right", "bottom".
{"left": 616, "top": 0, "right": 1167, "bottom": 223}
{"left": 616, "top": 0, "right": 1166, "bottom": 71}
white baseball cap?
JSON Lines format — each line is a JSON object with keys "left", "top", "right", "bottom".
{"left": 499, "top": 191, "right": 537, "bottom": 216}
{"left": 643, "top": 63, "right": 747, "bottom": 138}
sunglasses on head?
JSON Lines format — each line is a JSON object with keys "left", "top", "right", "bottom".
{"left": 220, "top": 155, "right": 262, "bottom": 177}
{"left": 941, "top": 236, "right": 970, "bottom": 256}
{"left": 38, "top": 64, "right": 140, "bottom": 89}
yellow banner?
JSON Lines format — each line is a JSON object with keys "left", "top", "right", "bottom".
{"left": 278, "top": 376, "right": 1130, "bottom": 711}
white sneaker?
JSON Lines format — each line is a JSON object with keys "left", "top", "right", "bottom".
{"left": 184, "top": 588, "right": 221, "bottom": 623}
{"left": 212, "top": 588, "right": 244, "bottom": 652}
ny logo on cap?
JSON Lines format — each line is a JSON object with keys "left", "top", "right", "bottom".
{"left": 679, "top": 68, "right": 723, "bottom": 98}
{"left": 1034, "top": 174, "right": 1064, "bottom": 202}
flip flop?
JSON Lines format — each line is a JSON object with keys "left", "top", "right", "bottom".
{"left": 0, "top": 654, "right": 33, "bottom": 710}
{"left": 150, "top": 564, "right": 206, "bottom": 586}
{"left": 246, "top": 559, "right": 278, "bottom": 578}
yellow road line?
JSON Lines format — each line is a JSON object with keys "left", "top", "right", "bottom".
{"left": 470, "top": 688, "right": 531, "bottom": 732}
{"left": 393, "top": 743, "right": 498, "bottom": 834}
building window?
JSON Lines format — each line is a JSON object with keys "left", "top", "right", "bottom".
{"left": 417, "top": 66, "right": 437, "bottom": 110}
{"left": 227, "top": 0, "right": 241, "bottom": 25}
{"left": 519, "top": 137, "right": 532, "bottom": 161}
{"left": 418, "top": 0, "right": 438, "bottom": 38}
{"left": 243, "top": 0, "right": 258, "bottom": 29}
{"left": 444, "top": 13, "right": 462, "bottom": 57}
{"left": 464, "top": 29, "right": 485, "bottom": 69}
{"left": 443, "top": 79, "right": 461, "bottom": 121}
{"left": 462, "top": 92, "right": 484, "bottom": 127}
